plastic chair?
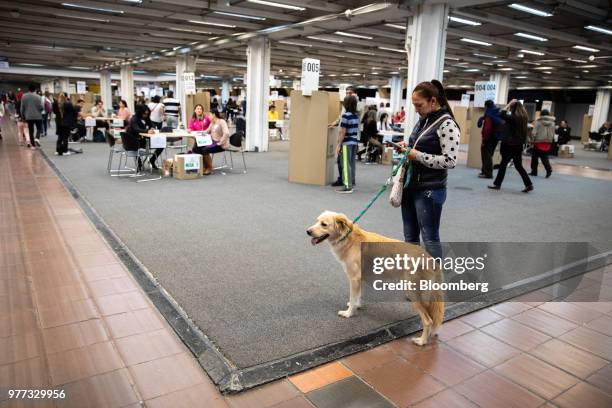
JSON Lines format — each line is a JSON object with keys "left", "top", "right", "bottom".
{"left": 214, "top": 132, "right": 247, "bottom": 174}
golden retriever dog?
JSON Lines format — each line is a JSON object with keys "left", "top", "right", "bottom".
{"left": 307, "top": 211, "right": 444, "bottom": 346}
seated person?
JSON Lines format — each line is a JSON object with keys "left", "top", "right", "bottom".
{"left": 125, "top": 104, "right": 155, "bottom": 171}
{"left": 192, "top": 109, "right": 229, "bottom": 175}
{"left": 556, "top": 120, "right": 572, "bottom": 145}
{"left": 188, "top": 104, "right": 210, "bottom": 150}
{"left": 74, "top": 99, "right": 87, "bottom": 141}
{"left": 91, "top": 99, "right": 110, "bottom": 137}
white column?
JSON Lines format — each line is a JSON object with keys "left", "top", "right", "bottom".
{"left": 389, "top": 75, "right": 403, "bottom": 115}
{"left": 120, "top": 65, "right": 134, "bottom": 112}
{"left": 99, "top": 70, "right": 112, "bottom": 108}
{"left": 245, "top": 37, "right": 271, "bottom": 152}
{"left": 590, "top": 89, "right": 611, "bottom": 132}
{"left": 59, "top": 78, "right": 70, "bottom": 96}
{"left": 221, "top": 80, "right": 230, "bottom": 105}
{"left": 404, "top": 4, "right": 449, "bottom": 132}
{"left": 176, "top": 54, "right": 196, "bottom": 126}
{"left": 490, "top": 73, "right": 510, "bottom": 105}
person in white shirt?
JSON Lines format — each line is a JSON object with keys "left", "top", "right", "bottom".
{"left": 377, "top": 112, "right": 391, "bottom": 132}
{"left": 147, "top": 95, "right": 165, "bottom": 130}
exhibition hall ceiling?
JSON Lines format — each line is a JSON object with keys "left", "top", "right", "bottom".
{"left": 0, "top": 0, "right": 610, "bottom": 89}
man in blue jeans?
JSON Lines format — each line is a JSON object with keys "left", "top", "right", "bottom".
{"left": 20, "top": 84, "right": 43, "bottom": 148}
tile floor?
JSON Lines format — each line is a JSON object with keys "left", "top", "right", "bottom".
{"left": 1, "top": 122, "right": 611, "bottom": 407}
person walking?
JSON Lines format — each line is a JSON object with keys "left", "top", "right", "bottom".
{"left": 20, "top": 84, "right": 43, "bottom": 148}
{"left": 332, "top": 95, "right": 359, "bottom": 193}
{"left": 54, "top": 93, "right": 76, "bottom": 156}
{"left": 488, "top": 99, "right": 533, "bottom": 192}
{"left": 163, "top": 91, "right": 180, "bottom": 129}
{"left": 41, "top": 91, "right": 53, "bottom": 137}
{"left": 530, "top": 109, "right": 555, "bottom": 178}
{"left": 395, "top": 80, "right": 460, "bottom": 259}
{"left": 477, "top": 99, "right": 503, "bottom": 179}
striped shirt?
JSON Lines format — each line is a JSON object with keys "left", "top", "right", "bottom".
{"left": 340, "top": 112, "right": 359, "bottom": 145}
{"left": 163, "top": 97, "right": 180, "bottom": 117}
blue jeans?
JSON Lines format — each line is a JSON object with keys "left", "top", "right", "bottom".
{"left": 166, "top": 116, "right": 179, "bottom": 129}
{"left": 401, "top": 188, "right": 446, "bottom": 259}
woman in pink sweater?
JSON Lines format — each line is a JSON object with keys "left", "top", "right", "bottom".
{"left": 192, "top": 109, "right": 229, "bottom": 174}
{"left": 188, "top": 104, "right": 210, "bottom": 132}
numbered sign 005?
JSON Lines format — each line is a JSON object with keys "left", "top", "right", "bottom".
{"left": 301, "top": 58, "right": 320, "bottom": 97}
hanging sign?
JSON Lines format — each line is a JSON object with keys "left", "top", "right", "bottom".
{"left": 474, "top": 81, "right": 496, "bottom": 108}
{"left": 300, "top": 58, "right": 320, "bottom": 96}
{"left": 0, "top": 56, "right": 9, "bottom": 69}
{"left": 588, "top": 105, "right": 595, "bottom": 116}
{"left": 68, "top": 83, "right": 76, "bottom": 95}
{"left": 541, "top": 100, "right": 552, "bottom": 112}
{"left": 76, "top": 81, "right": 87, "bottom": 94}
{"left": 150, "top": 135, "right": 167, "bottom": 149}
{"left": 183, "top": 72, "right": 196, "bottom": 95}
{"left": 460, "top": 94, "right": 471, "bottom": 107}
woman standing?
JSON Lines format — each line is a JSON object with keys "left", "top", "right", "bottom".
{"left": 396, "top": 80, "right": 460, "bottom": 259}
{"left": 147, "top": 96, "right": 164, "bottom": 130}
{"left": 488, "top": 99, "right": 533, "bottom": 192}
{"left": 530, "top": 109, "right": 555, "bottom": 177}
{"left": 54, "top": 93, "right": 75, "bottom": 156}
{"left": 192, "top": 109, "right": 229, "bottom": 175}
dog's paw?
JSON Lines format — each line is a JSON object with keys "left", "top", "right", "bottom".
{"left": 338, "top": 309, "right": 354, "bottom": 318}
{"left": 411, "top": 336, "right": 427, "bottom": 346}
{"left": 347, "top": 302, "right": 362, "bottom": 309}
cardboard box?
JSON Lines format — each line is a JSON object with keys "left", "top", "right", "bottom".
{"left": 559, "top": 144, "right": 575, "bottom": 154}
{"left": 382, "top": 147, "right": 394, "bottom": 165}
{"left": 162, "top": 158, "right": 173, "bottom": 177}
{"left": 558, "top": 150, "right": 574, "bottom": 158}
{"left": 173, "top": 154, "right": 203, "bottom": 180}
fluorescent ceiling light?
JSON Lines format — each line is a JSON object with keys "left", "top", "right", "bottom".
{"left": 482, "top": 62, "right": 494, "bottom": 66}
{"left": 346, "top": 50, "right": 375, "bottom": 56}
{"left": 514, "top": 32, "right": 548, "bottom": 41}
{"left": 334, "top": 31, "right": 373, "bottom": 40}
{"left": 460, "top": 38, "right": 491, "bottom": 46}
{"left": 17, "top": 63, "right": 45, "bottom": 67}
{"left": 213, "top": 11, "right": 266, "bottom": 20}
{"left": 523, "top": 61, "right": 541, "bottom": 65}
{"left": 384, "top": 23, "right": 405, "bottom": 30}
{"left": 55, "top": 13, "right": 110, "bottom": 23}
{"left": 67, "top": 66, "right": 89, "bottom": 69}
{"left": 573, "top": 45, "right": 600, "bottom": 52}
{"left": 246, "top": 0, "right": 305, "bottom": 11}
{"left": 473, "top": 53, "right": 498, "bottom": 58}
{"left": 582, "top": 70, "right": 589, "bottom": 73}
{"left": 378, "top": 46, "right": 404, "bottom": 53}
{"left": 508, "top": 3, "right": 552, "bottom": 17}
{"left": 497, "top": 67, "right": 513, "bottom": 71}
{"left": 307, "top": 36, "right": 342, "bottom": 43}
{"left": 169, "top": 28, "right": 212, "bottom": 34}
{"left": 585, "top": 25, "right": 612, "bottom": 36}
{"left": 520, "top": 49, "right": 545, "bottom": 56}
{"left": 514, "top": 76, "right": 528, "bottom": 79}
{"left": 448, "top": 16, "right": 481, "bottom": 26}
{"left": 189, "top": 20, "right": 236, "bottom": 28}
{"left": 389, "top": 71, "right": 399, "bottom": 74}
{"left": 278, "top": 40, "right": 311, "bottom": 47}
{"left": 443, "top": 69, "right": 450, "bottom": 73}
{"left": 567, "top": 58, "right": 586, "bottom": 63}
{"left": 539, "top": 59, "right": 560, "bottom": 62}
{"left": 445, "top": 56, "right": 460, "bottom": 61}
{"left": 464, "top": 68, "right": 480, "bottom": 72}
{"left": 133, "top": 70, "right": 146, "bottom": 74}
{"left": 580, "top": 65, "right": 598, "bottom": 68}
{"left": 534, "top": 66, "right": 554, "bottom": 70}
{"left": 62, "top": 3, "right": 123, "bottom": 14}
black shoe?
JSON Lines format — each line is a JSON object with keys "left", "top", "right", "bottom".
{"left": 331, "top": 180, "right": 344, "bottom": 187}
{"left": 522, "top": 185, "right": 534, "bottom": 193}
{"left": 545, "top": 171, "right": 552, "bottom": 178}
{"left": 487, "top": 185, "right": 501, "bottom": 190}
{"left": 478, "top": 174, "right": 493, "bottom": 179}
{"left": 528, "top": 172, "right": 537, "bottom": 176}
{"left": 335, "top": 187, "right": 353, "bottom": 194}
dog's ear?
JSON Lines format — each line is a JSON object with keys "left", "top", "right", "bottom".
{"left": 334, "top": 213, "right": 353, "bottom": 231}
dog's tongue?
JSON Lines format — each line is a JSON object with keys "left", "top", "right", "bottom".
{"left": 311, "top": 237, "right": 318, "bottom": 246}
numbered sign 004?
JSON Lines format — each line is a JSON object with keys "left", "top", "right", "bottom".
{"left": 301, "top": 58, "right": 320, "bottom": 97}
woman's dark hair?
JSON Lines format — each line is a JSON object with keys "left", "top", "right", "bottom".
{"left": 151, "top": 95, "right": 161, "bottom": 103}
{"left": 269, "top": 104, "right": 275, "bottom": 111}
{"left": 119, "top": 100, "right": 127, "bottom": 108}
{"left": 379, "top": 112, "right": 389, "bottom": 129}
{"left": 134, "top": 103, "right": 150, "bottom": 119}
{"left": 211, "top": 109, "right": 223, "bottom": 119}
{"left": 413, "top": 79, "right": 455, "bottom": 120}
{"left": 95, "top": 99, "right": 103, "bottom": 105}
{"left": 540, "top": 109, "right": 550, "bottom": 116}
{"left": 343, "top": 95, "right": 357, "bottom": 114}
{"left": 511, "top": 101, "right": 529, "bottom": 133}
{"left": 192, "top": 104, "right": 205, "bottom": 120}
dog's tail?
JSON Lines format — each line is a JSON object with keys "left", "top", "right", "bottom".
{"left": 427, "top": 290, "right": 445, "bottom": 333}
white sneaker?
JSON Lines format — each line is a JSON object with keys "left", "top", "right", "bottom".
{"left": 34, "top": 139, "right": 41, "bottom": 147}
{"left": 64, "top": 152, "right": 72, "bottom": 156}
{"left": 54, "top": 152, "right": 59, "bottom": 155}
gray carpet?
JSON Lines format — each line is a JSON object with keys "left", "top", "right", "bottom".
{"left": 39, "top": 133, "right": 612, "bottom": 368}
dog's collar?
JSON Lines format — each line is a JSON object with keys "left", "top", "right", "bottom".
{"left": 336, "top": 226, "right": 353, "bottom": 244}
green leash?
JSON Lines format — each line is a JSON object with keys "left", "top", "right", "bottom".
{"left": 338, "top": 148, "right": 412, "bottom": 243}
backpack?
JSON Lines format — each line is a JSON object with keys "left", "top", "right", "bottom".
{"left": 44, "top": 99, "right": 52, "bottom": 114}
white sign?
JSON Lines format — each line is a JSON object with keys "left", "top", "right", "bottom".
{"left": 68, "top": 83, "right": 76, "bottom": 95}
{"left": 195, "top": 134, "right": 213, "bottom": 147}
{"left": 85, "top": 117, "right": 96, "bottom": 127}
{"left": 183, "top": 72, "right": 196, "bottom": 95}
{"left": 112, "top": 119, "right": 124, "bottom": 127}
{"left": 541, "top": 100, "right": 553, "bottom": 112}
{"left": 270, "top": 90, "right": 279, "bottom": 100}
{"left": 183, "top": 154, "right": 200, "bottom": 171}
{"left": 76, "top": 81, "right": 86, "bottom": 94}
{"left": 0, "top": 56, "right": 9, "bottom": 69}
{"left": 460, "top": 94, "right": 471, "bottom": 107}
{"left": 292, "top": 79, "right": 300, "bottom": 91}
{"left": 474, "top": 81, "right": 497, "bottom": 108}
{"left": 300, "top": 58, "right": 320, "bottom": 96}
{"left": 339, "top": 84, "right": 348, "bottom": 101}
{"left": 150, "top": 135, "right": 167, "bottom": 149}
{"left": 588, "top": 104, "right": 595, "bottom": 116}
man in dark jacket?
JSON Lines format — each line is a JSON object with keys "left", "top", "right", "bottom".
{"left": 477, "top": 100, "right": 503, "bottom": 178}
